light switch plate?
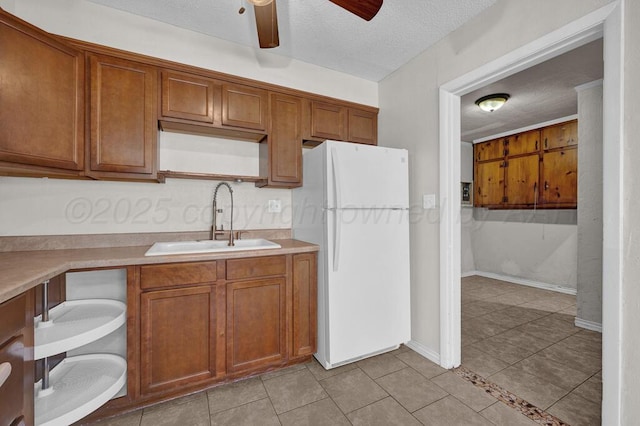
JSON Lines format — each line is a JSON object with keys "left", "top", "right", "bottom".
{"left": 268, "top": 199, "right": 282, "bottom": 213}
{"left": 423, "top": 194, "right": 436, "bottom": 209}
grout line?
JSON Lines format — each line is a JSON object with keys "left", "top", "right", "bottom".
{"left": 453, "top": 365, "right": 570, "bottom": 425}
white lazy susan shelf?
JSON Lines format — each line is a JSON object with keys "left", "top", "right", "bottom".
{"left": 34, "top": 299, "right": 126, "bottom": 360}
{"left": 34, "top": 291, "right": 127, "bottom": 426}
{"left": 34, "top": 354, "right": 127, "bottom": 426}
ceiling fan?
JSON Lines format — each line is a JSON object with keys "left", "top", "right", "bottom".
{"left": 243, "top": 0, "right": 383, "bottom": 48}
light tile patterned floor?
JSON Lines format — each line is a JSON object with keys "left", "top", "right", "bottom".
{"left": 88, "top": 276, "right": 601, "bottom": 426}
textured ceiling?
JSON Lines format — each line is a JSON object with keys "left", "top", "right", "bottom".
{"left": 461, "top": 39, "right": 604, "bottom": 142}
{"left": 87, "top": 0, "right": 496, "bottom": 82}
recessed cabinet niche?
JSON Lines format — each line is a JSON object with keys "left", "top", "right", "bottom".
{"left": 474, "top": 119, "right": 578, "bottom": 209}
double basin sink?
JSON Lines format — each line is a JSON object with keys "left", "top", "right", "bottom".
{"left": 145, "top": 238, "right": 281, "bottom": 256}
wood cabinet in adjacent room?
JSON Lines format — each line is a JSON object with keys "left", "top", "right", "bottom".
{"left": 474, "top": 119, "right": 578, "bottom": 209}
{"left": 0, "top": 9, "right": 85, "bottom": 174}
{"left": 88, "top": 54, "right": 158, "bottom": 180}
{"left": 474, "top": 160, "right": 505, "bottom": 207}
{"left": 541, "top": 148, "right": 578, "bottom": 206}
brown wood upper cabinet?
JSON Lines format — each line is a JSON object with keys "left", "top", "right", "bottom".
{"left": 258, "top": 93, "right": 303, "bottom": 188}
{"left": 308, "top": 101, "right": 348, "bottom": 141}
{"left": 474, "top": 160, "right": 505, "bottom": 207}
{"left": 541, "top": 148, "right": 577, "bottom": 206}
{"left": 221, "top": 83, "right": 268, "bottom": 131}
{"left": 0, "top": 9, "right": 85, "bottom": 173}
{"left": 161, "top": 70, "right": 217, "bottom": 124}
{"left": 88, "top": 54, "right": 158, "bottom": 180}
{"left": 348, "top": 108, "right": 378, "bottom": 145}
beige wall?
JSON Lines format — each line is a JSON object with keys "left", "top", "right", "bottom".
{"left": 378, "top": 0, "right": 614, "bottom": 357}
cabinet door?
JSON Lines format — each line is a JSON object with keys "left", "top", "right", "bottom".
{"left": 89, "top": 54, "right": 158, "bottom": 177}
{"left": 161, "top": 70, "right": 216, "bottom": 124}
{"left": 0, "top": 292, "right": 33, "bottom": 426}
{"left": 541, "top": 148, "right": 577, "bottom": 206}
{"left": 474, "top": 160, "right": 504, "bottom": 207}
{"left": 475, "top": 139, "right": 504, "bottom": 162}
{"left": 348, "top": 108, "right": 378, "bottom": 145}
{"left": 226, "top": 278, "right": 286, "bottom": 373}
{"left": 264, "top": 93, "right": 302, "bottom": 187}
{"left": 140, "top": 286, "right": 217, "bottom": 395}
{"left": 309, "top": 101, "right": 347, "bottom": 141}
{"left": 291, "top": 253, "right": 317, "bottom": 358}
{"left": 221, "top": 83, "right": 268, "bottom": 131}
{"left": 508, "top": 130, "right": 540, "bottom": 156}
{"left": 0, "top": 10, "right": 84, "bottom": 171}
{"left": 542, "top": 120, "right": 578, "bottom": 149}
{"left": 505, "top": 154, "right": 540, "bottom": 205}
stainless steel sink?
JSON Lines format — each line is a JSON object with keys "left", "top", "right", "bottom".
{"left": 145, "top": 238, "right": 281, "bottom": 256}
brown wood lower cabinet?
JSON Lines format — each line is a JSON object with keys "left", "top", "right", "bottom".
{"left": 128, "top": 252, "right": 317, "bottom": 408}
{"left": 226, "top": 278, "right": 286, "bottom": 373}
{"left": 140, "top": 285, "right": 220, "bottom": 395}
{"left": 0, "top": 291, "right": 34, "bottom": 426}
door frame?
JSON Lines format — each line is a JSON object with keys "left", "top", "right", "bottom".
{"left": 438, "top": 2, "right": 623, "bottom": 424}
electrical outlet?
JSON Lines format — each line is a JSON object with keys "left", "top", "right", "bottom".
{"left": 268, "top": 199, "right": 282, "bottom": 213}
{"left": 423, "top": 194, "right": 436, "bottom": 209}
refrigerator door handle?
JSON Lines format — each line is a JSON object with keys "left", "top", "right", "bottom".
{"left": 332, "top": 209, "right": 342, "bottom": 272}
{"left": 331, "top": 147, "right": 342, "bottom": 209}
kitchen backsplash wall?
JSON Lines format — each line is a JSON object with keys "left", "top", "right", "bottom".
{"left": 0, "top": 175, "right": 291, "bottom": 236}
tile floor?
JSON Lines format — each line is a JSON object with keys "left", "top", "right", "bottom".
{"left": 89, "top": 276, "right": 601, "bottom": 426}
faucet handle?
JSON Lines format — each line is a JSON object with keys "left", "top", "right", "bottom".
{"left": 235, "top": 231, "right": 246, "bottom": 240}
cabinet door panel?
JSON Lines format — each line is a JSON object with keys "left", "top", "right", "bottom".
{"left": 292, "top": 254, "right": 317, "bottom": 358}
{"left": 226, "top": 279, "right": 286, "bottom": 373}
{"left": 505, "top": 154, "right": 539, "bottom": 205}
{"left": 221, "top": 84, "right": 268, "bottom": 131}
{"left": 542, "top": 148, "right": 577, "bottom": 205}
{"left": 89, "top": 54, "right": 157, "bottom": 175}
{"left": 0, "top": 11, "right": 84, "bottom": 171}
{"left": 140, "top": 261, "right": 218, "bottom": 290}
{"left": 0, "top": 337, "right": 25, "bottom": 426}
{"left": 161, "top": 71, "right": 216, "bottom": 123}
{"left": 508, "top": 130, "right": 540, "bottom": 156}
{"left": 310, "top": 102, "right": 347, "bottom": 141}
{"left": 140, "top": 286, "right": 216, "bottom": 394}
{"left": 475, "top": 139, "right": 504, "bottom": 162}
{"left": 268, "top": 93, "right": 302, "bottom": 186}
{"left": 348, "top": 108, "right": 377, "bottom": 145}
{"left": 543, "top": 120, "right": 578, "bottom": 149}
{"left": 474, "top": 160, "right": 504, "bottom": 207}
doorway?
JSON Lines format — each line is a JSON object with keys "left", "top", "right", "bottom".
{"left": 438, "top": 3, "right": 623, "bottom": 424}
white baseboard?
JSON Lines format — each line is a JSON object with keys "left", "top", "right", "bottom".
{"left": 461, "top": 270, "right": 477, "bottom": 278}
{"left": 405, "top": 340, "right": 442, "bottom": 367}
{"left": 463, "top": 270, "right": 577, "bottom": 295}
{"left": 575, "top": 317, "right": 602, "bottom": 333}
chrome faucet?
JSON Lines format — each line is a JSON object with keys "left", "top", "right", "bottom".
{"left": 211, "top": 182, "right": 234, "bottom": 246}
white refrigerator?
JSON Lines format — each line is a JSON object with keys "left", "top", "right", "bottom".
{"left": 292, "top": 140, "right": 411, "bottom": 369}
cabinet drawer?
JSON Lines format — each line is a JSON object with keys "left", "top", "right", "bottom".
{"left": 0, "top": 293, "right": 26, "bottom": 344}
{"left": 140, "top": 262, "right": 218, "bottom": 290}
{"left": 226, "top": 256, "right": 286, "bottom": 281}
{"left": 0, "top": 337, "right": 25, "bottom": 426}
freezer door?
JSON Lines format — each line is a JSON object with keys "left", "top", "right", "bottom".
{"left": 324, "top": 208, "right": 411, "bottom": 365}
{"left": 325, "top": 141, "right": 409, "bottom": 209}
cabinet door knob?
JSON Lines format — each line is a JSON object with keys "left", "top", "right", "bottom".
{"left": 0, "top": 362, "right": 11, "bottom": 388}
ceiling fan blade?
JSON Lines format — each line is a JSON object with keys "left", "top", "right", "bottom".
{"left": 254, "top": 1, "right": 279, "bottom": 48}
{"left": 328, "top": 0, "right": 383, "bottom": 21}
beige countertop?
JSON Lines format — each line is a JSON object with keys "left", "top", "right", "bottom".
{"left": 0, "top": 239, "right": 318, "bottom": 304}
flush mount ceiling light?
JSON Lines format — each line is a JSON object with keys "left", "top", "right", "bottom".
{"left": 475, "top": 93, "right": 510, "bottom": 112}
